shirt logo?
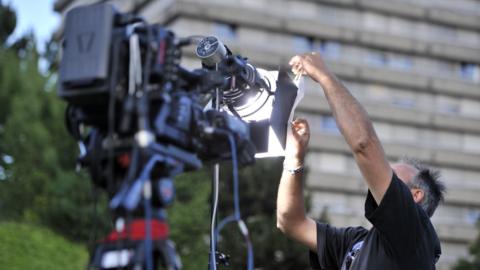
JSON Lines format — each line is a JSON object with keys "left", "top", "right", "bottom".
{"left": 344, "top": 241, "right": 364, "bottom": 270}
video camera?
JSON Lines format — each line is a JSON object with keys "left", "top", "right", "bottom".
{"left": 58, "top": 3, "right": 270, "bottom": 189}
{"left": 57, "top": 2, "right": 290, "bottom": 270}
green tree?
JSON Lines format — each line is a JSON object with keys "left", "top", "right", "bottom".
{"left": 168, "top": 170, "right": 211, "bottom": 269}
{"left": 215, "top": 158, "right": 311, "bottom": 270}
{"left": 453, "top": 222, "right": 480, "bottom": 270}
{"left": 0, "top": 1, "right": 111, "bottom": 244}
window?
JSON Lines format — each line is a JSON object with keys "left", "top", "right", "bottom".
{"left": 213, "top": 22, "right": 236, "bottom": 40}
{"left": 298, "top": 113, "right": 322, "bottom": 132}
{"left": 342, "top": 46, "right": 363, "bottom": 64}
{"left": 414, "top": 22, "right": 431, "bottom": 41}
{"left": 319, "top": 41, "right": 342, "bottom": 60}
{"left": 391, "top": 91, "right": 416, "bottom": 109}
{"left": 465, "top": 210, "right": 480, "bottom": 225}
{"left": 463, "top": 135, "right": 480, "bottom": 154}
{"left": 292, "top": 35, "right": 313, "bottom": 53}
{"left": 431, "top": 25, "right": 457, "bottom": 43}
{"left": 365, "top": 51, "right": 387, "bottom": 67}
{"left": 391, "top": 125, "right": 418, "bottom": 144}
{"left": 373, "top": 122, "right": 392, "bottom": 142}
{"left": 436, "top": 96, "right": 460, "bottom": 114}
{"left": 366, "top": 84, "right": 390, "bottom": 102}
{"left": 460, "top": 99, "right": 480, "bottom": 118}
{"left": 388, "top": 54, "right": 413, "bottom": 71}
{"left": 457, "top": 29, "right": 480, "bottom": 47}
{"left": 436, "top": 131, "right": 462, "bottom": 149}
{"left": 459, "top": 62, "right": 480, "bottom": 82}
{"left": 318, "top": 153, "right": 347, "bottom": 173}
{"left": 435, "top": 60, "right": 456, "bottom": 77}
{"left": 388, "top": 17, "right": 413, "bottom": 37}
{"left": 317, "top": 5, "right": 339, "bottom": 23}
{"left": 320, "top": 116, "right": 340, "bottom": 134}
{"left": 363, "top": 12, "right": 387, "bottom": 32}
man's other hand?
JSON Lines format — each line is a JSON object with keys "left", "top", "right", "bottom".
{"left": 285, "top": 118, "right": 310, "bottom": 167}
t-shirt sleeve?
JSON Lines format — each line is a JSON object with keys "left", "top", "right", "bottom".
{"left": 364, "top": 172, "right": 421, "bottom": 254}
{"left": 309, "top": 222, "right": 367, "bottom": 270}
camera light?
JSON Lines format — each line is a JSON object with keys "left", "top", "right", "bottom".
{"left": 227, "top": 68, "right": 305, "bottom": 158}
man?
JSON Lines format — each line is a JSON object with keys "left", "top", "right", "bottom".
{"left": 277, "top": 52, "right": 446, "bottom": 270}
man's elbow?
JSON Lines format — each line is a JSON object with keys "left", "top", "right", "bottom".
{"left": 276, "top": 211, "right": 305, "bottom": 237}
{"left": 352, "top": 135, "right": 376, "bottom": 155}
{"left": 276, "top": 213, "right": 288, "bottom": 234}
{"left": 276, "top": 212, "right": 294, "bottom": 235}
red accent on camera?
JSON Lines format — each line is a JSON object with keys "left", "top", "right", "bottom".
{"left": 117, "top": 153, "right": 131, "bottom": 168}
{"left": 104, "top": 219, "right": 169, "bottom": 242}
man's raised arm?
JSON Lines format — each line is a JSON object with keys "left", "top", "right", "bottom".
{"left": 276, "top": 119, "right": 317, "bottom": 251}
{"left": 289, "top": 52, "right": 392, "bottom": 205}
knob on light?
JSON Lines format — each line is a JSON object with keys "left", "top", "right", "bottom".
{"left": 196, "top": 36, "right": 227, "bottom": 68}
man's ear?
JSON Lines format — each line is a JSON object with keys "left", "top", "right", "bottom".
{"left": 412, "top": 188, "right": 424, "bottom": 204}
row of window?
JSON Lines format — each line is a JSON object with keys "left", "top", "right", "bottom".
{"left": 394, "top": 0, "right": 480, "bottom": 15}
{"left": 297, "top": 112, "right": 480, "bottom": 154}
{"left": 171, "top": 16, "right": 480, "bottom": 83}
{"left": 303, "top": 79, "right": 480, "bottom": 118}
{"left": 214, "top": 21, "right": 480, "bottom": 83}
{"left": 310, "top": 190, "right": 480, "bottom": 227}
{"left": 178, "top": 0, "right": 480, "bottom": 48}
{"left": 344, "top": 81, "right": 480, "bottom": 117}
{"left": 297, "top": 3, "right": 480, "bottom": 48}
{"left": 293, "top": 38, "right": 480, "bottom": 83}
{"left": 306, "top": 152, "right": 480, "bottom": 190}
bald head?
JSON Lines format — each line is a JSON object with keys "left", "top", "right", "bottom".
{"left": 392, "top": 163, "right": 424, "bottom": 205}
{"left": 392, "top": 159, "right": 446, "bottom": 217}
{"left": 391, "top": 163, "right": 418, "bottom": 186}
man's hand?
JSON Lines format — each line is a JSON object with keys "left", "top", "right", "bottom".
{"left": 289, "top": 52, "right": 332, "bottom": 83}
{"left": 285, "top": 118, "right": 310, "bottom": 167}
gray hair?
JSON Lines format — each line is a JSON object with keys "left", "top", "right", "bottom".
{"left": 400, "top": 157, "right": 446, "bottom": 217}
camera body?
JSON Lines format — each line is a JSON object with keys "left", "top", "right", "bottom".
{"left": 58, "top": 3, "right": 257, "bottom": 191}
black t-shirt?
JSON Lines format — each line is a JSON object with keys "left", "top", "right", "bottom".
{"left": 310, "top": 173, "right": 441, "bottom": 270}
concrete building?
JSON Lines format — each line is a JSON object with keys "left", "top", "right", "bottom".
{"left": 55, "top": 0, "right": 480, "bottom": 269}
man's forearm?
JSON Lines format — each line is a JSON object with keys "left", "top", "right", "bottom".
{"left": 316, "top": 72, "right": 377, "bottom": 153}
{"left": 276, "top": 161, "right": 307, "bottom": 233}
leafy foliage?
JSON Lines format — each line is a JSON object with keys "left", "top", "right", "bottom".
{"left": 0, "top": 1, "right": 16, "bottom": 45}
{"left": 215, "top": 158, "right": 311, "bottom": 270}
{"left": 0, "top": 222, "right": 88, "bottom": 270}
{"left": 167, "top": 170, "right": 211, "bottom": 269}
{"left": 453, "top": 222, "right": 480, "bottom": 270}
{"left": 0, "top": 2, "right": 111, "bottom": 244}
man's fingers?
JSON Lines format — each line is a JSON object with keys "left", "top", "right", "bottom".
{"left": 292, "top": 118, "right": 309, "bottom": 128}
{"left": 291, "top": 118, "right": 310, "bottom": 137}
{"left": 289, "top": 55, "right": 304, "bottom": 66}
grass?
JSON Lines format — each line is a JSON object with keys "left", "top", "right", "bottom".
{"left": 0, "top": 222, "right": 88, "bottom": 270}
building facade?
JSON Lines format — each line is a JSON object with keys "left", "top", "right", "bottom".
{"left": 55, "top": 0, "right": 480, "bottom": 269}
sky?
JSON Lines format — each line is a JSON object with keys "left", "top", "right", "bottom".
{"left": 6, "top": 0, "right": 60, "bottom": 52}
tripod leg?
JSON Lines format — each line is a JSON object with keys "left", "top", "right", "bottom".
{"left": 158, "top": 239, "right": 182, "bottom": 270}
